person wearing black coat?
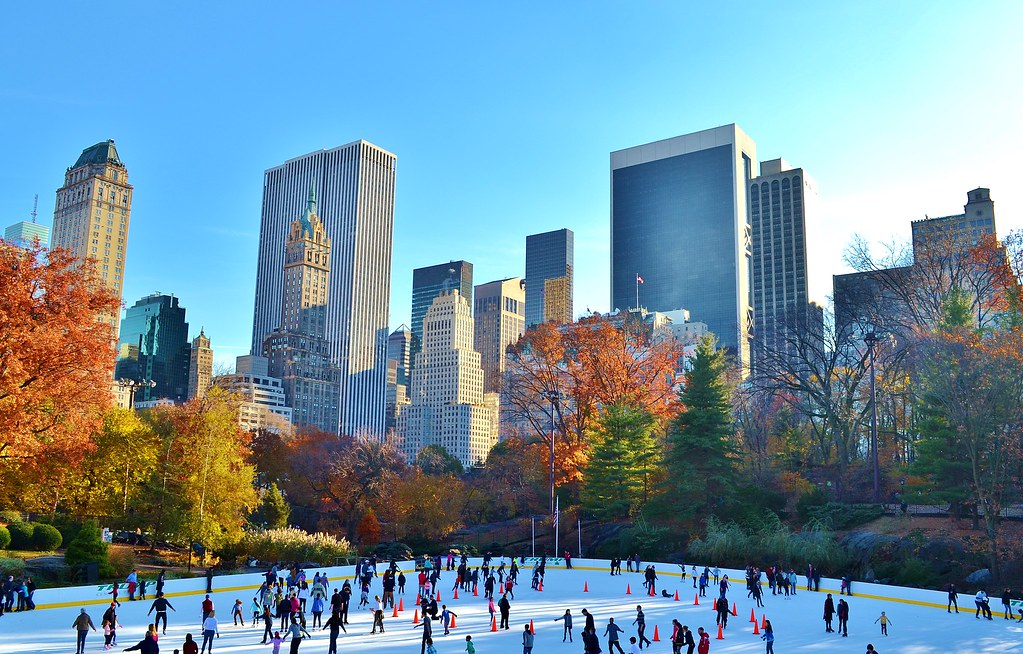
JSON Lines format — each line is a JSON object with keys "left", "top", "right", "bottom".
{"left": 582, "top": 608, "right": 596, "bottom": 633}
{"left": 837, "top": 598, "right": 850, "bottom": 637}
{"left": 123, "top": 633, "right": 159, "bottom": 654}
{"left": 823, "top": 594, "right": 835, "bottom": 632}
{"left": 322, "top": 611, "right": 346, "bottom": 654}
{"left": 582, "top": 626, "right": 601, "bottom": 654}
{"left": 260, "top": 606, "right": 274, "bottom": 644}
{"left": 498, "top": 594, "right": 512, "bottom": 630}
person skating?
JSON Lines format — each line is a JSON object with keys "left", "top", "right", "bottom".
{"left": 874, "top": 611, "right": 892, "bottom": 635}
{"left": 1002, "top": 588, "right": 1013, "bottom": 619}
{"left": 976, "top": 590, "right": 993, "bottom": 620}
{"left": 823, "top": 593, "right": 836, "bottom": 632}
{"left": 633, "top": 605, "right": 652, "bottom": 649}
{"left": 122, "top": 632, "right": 158, "bottom": 654}
{"left": 465, "top": 634, "right": 476, "bottom": 654}
{"left": 555, "top": 608, "right": 574, "bottom": 642}
{"left": 73, "top": 608, "right": 97, "bottom": 654}
{"left": 147, "top": 593, "right": 176, "bottom": 635}
{"left": 182, "top": 632, "right": 199, "bottom": 654}
{"left": 199, "top": 610, "right": 219, "bottom": 654}
{"left": 201, "top": 595, "right": 214, "bottom": 622}
{"left": 414, "top": 613, "right": 434, "bottom": 654}
{"left": 523, "top": 623, "right": 535, "bottom": 654}
{"left": 260, "top": 606, "right": 274, "bottom": 644}
{"left": 947, "top": 583, "right": 959, "bottom": 613}
{"left": 716, "top": 593, "right": 730, "bottom": 629}
{"left": 582, "top": 626, "right": 601, "bottom": 654}
{"left": 865, "top": 645, "right": 877, "bottom": 654}
{"left": 231, "top": 599, "right": 245, "bottom": 626}
{"left": 286, "top": 616, "right": 310, "bottom": 653}
{"left": 582, "top": 608, "right": 596, "bottom": 633}
{"left": 837, "top": 598, "right": 849, "bottom": 637}
{"left": 604, "top": 616, "right": 626, "bottom": 654}
{"left": 371, "top": 607, "right": 386, "bottom": 634}
{"left": 441, "top": 605, "right": 458, "bottom": 635}
{"left": 697, "top": 626, "right": 710, "bottom": 654}
{"left": 761, "top": 619, "right": 774, "bottom": 654}
{"left": 498, "top": 593, "right": 512, "bottom": 630}
{"left": 322, "top": 610, "right": 346, "bottom": 654}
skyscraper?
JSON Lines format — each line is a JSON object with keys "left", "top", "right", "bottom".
{"left": 749, "top": 158, "right": 822, "bottom": 366}
{"left": 474, "top": 277, "right": 526, "bottom": 392}
{"left": 525, "top": 228, "right": 574, "bottom": 327}
{"left": 115, "top": 294, "right": 190, "bottom": 403}
{"left": 51, "top": 140, "right": 133, "bottom": 339}
{"left": 187, "top": 329, "right": 213, "bottom": 401}
{"left": 397, "top": 290, "right": 497, "bottom": 468}
{"left": 385, "top": 325, "right": 412, "bottom": 434}
{"left": 911, "top": 188, "right": 996, "bottom": 252}
{"left": 4, "top": 221, "right": 49, "bottom": 249}
{"left": 410, "top": 260, "right": 473, "bottom": 368}
{"left": 251, "top": 141, "right": 396, "bottom": 437}
{"left": 263, "top": 188, "right": 341, "bottom": 434}
{"left": 610, "top": 124, "right": 756, "bottom": 370}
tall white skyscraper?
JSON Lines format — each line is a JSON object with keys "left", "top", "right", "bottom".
{"left": 474, "top": 277, "right": 525, "bottom": 393}
{"left": 252, "top": 141, "right": 396, "bottom": 437}
{"left": 397, "top": 290, "right": 497, "bottom": 468}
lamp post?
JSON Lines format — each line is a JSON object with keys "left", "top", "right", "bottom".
{"left": 118, "top": 378, "right": 157, "bottom": 410}
{"left": 864, "top": 332, "right": 880, "bottom": 502}
{"left": 543, "top": 390, "right": 560, "bottom": 515}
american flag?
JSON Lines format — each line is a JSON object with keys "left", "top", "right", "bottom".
{"left": 636, "top": 273, "right": 644, "bottom": 284}
{"left": 553, "top": 496, "right": 559, "bottom": 528}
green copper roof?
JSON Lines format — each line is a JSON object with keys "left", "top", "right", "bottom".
{"left": 72, "top": 139, "right": 123, "bottom": 169}
{"left": 299, "top": 183, "right": 317, "bottom": 237}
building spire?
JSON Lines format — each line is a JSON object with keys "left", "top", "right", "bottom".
{"left": 307, "top": 181, "right": 317, "bottom": 217}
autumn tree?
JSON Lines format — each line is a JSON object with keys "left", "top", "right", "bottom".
{"left": 470, "top": 437, "right": 547, "bottom": 521}
{"left": 0, "top": 242, "right": 121, "bottom": 505}
{"left": 415, "top": 444, "right": 464, "bottom": 476}
{"left": 580, "top": 403, "right": 660, "bottom": 521}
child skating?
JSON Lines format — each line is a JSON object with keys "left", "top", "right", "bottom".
{"left": 874, "top": 611, "right": 892, "bottom": 636}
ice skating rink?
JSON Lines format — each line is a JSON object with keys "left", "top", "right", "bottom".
{"left": 3, "top": 558, "right": 1022, "bottom": 653}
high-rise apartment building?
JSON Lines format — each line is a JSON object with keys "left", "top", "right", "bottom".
{"left": 749, "top": 158, "right": 822, "bottom": 366}
{"left": 397, "top": 290, "right": 497, "bottom": 468}
{"left": 115, "top": 294, "right": 190, "bottom": 403}
{"left": 385, "top": 325, "right": 412, "bottom": 434}
{"left": 251, "top": 141, "right": 396, "bottom": 437}
{"left": 911, "top": 188, "right": 996, "bottom": 252}
{"left": 263, "top": 188, "right": 341, "bottom": 434}
{"left": 4, "top": 221, "right": 49, "bottom": 249}
{"left": 410, "top": 261, "right": 473, "bottom": 369}
{"left": 52, "top": 140, "right": 133, "bottom": 340}
{"left": 525, "top": 229, "right": 574, "bottom": 327}
{"left": 474, "top": 277, "right": 526, "bottom": 392}
{"left": 214, "top": 355, "right": 293, "bottom": 431}
{"left": 187, "top": 329, "right": 213, "bottom": 401}
{"left": 611, "top": 124, "right": 756, "bottom": 370}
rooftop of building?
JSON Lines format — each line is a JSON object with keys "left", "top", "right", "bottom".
{"left": 71, "top": 140, "right": 124, "bottom": 170}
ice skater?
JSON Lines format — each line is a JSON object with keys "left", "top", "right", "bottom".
{"left": 874, "top": 611, "right": 892, "bottom": 636}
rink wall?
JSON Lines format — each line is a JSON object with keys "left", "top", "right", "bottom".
{"left": 30, "top": 557, "right": 1012, "bottom": 618}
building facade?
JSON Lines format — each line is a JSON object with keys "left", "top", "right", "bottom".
{"left": 410, "top": 260, "right": 473, "bottom": 369}
{"left": 611, "top": 124, "right": 756, "bottom": 371}
{"left": 251, "top": 141, "right": 396, "bottom": 437}
{"left": 4, "top": 220, "right": 49, "bottom": 248}
{"left": 214, "top": 355, "right": 293, "bottom": 431}
{"left": 115, "top": 294, "right": 190, "bottom": 403}
{"left": 52, "top": 140, "right": 133, "bottom": 340}
{"left": 385, "top": 325, "right": 412, "bottom": 434}
{"left": 263, "top": 188, "right": 341, "bottom": 434}
{"left": 397, "top": 290, "right": 497, "bottom": 468}
{"left": 911, "top": 187, "right": 996, "bottom": 252}
{"left": 187, "top": 329, "right": 213, "bottom": 401}
{"left": 525, "top": 228, "right": 573, "bottom": 327}
{"left": 474, "top": 277, "right": 525, "bottom": 392}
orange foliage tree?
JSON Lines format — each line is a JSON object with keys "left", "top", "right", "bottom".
{"left": 0, "top": 242, "right": 120, "bottom": 499}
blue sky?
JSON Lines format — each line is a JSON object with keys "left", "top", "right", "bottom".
{"left": 3, "top": 2, "right": 1021, "bottom": 368}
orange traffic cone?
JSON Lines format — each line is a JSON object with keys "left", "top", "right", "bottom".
{"left": 673, "top": 590, "right": 679, "bottom": 601}
{"left": 752, "top": 619, "right": 760, "bottom": 635}
{"left": 648, "top": 586, "right": 655, "bottom": 596}
{"left": 436, "top": 591, "right": 441, "bottom": 602}
{"left": 529, "top": 619, "right": 535, "bottom": 635}
{"left": 652, "top": 625, "right": 661, "bottom": 642}
{"left": 716, "top": 624, "right": 724, "bottom": 640}
{"left": 413, "top": 609, "right": 420, "bottom": 624}
{"left": 415, "top": 593, "right": 421, "bottom": 605}
{"left": 392, "top": 603, "right": 399, "bottom": 618}
{"left": 761, "top": 615, "right": 768, "bottom": 629}
{"left": 450, "top": 614, "right": 457, "bottom": 629}
{"left": 491, "top": 616, "right": 498, "bottom": 632}
{"left": 626, "top": 584, "right": 632, "bottom": 595}
{"left": 499, "top": 583, "right": 505, "bottom": 594}
{"left": 711, "top": 599, "right": 717, "bottom": 611}
{"left": 749, "top": 608, "right": 756, "bottom": 623}
{"left": 731, "top": 602, "right": 737, "bottom": 617}
{"left": 453, "top": 588, "right": 459, "bottom": 600}
{"left": 473, "top": 585, "right": 479, "bottom": 597}
{"left": 398, "top": 598, "right": 404, "bottom": 612}
{"left": 539, "top": 581, "right": 543, "bottom": 592}
{"left": 693, "top": 593, "right": 699, "bottom": 605}
{"left": 584, "top": 581, "right": 589, "bottom": 593}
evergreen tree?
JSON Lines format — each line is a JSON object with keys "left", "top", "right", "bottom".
{"left": 659, "top": 335, "right": 739, "bottom": 521}
{"left": 64, "top": 519, "right": 114, "bottom": 577}
{"left": 581, "top": 403, "right": 659, "bottom": 521}
{"left": 253, "top": 482, "right": 291, "bottom": 529}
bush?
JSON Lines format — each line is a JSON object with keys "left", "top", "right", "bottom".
{"left": 31, "top": 524, "right": 63, "bottom": 551}
{"left": 240, "top": 528, "right": 354, "bottom": 565}
{"left": 0, "top": 526, "right": 10, "bottom": 550}
{"left": 64, "top": 520, "right": 114, "bottom": 577}
{"left": 0, "top": 510, "right": 23, "bottom": 524}
{"left": 618, "top": 518, "right": 685, "bottom": 561}
{"left": 0, "top": 557, "right": 25, "bottom": 577}
{"left": 108, "top": 548, "right": 137, "bottom": 578}
{"left": 7, "top": 521, "right": 35, "bottom": 550}
{"left": 805, "top": 503, "right": 883, "bottom": 530}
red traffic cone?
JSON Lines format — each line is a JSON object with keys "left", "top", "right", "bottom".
{"left": 652, "top": 625, "right": 661, "bottom": 642}
{"left": 648, "top": 585, "right": 655, "bottom": 596}
{"left": 392, "top": 603, "right": 399, "bottom": 618}
{"left": 499, "top": 583, "right": 505, "bottom": 594}
{"left": 673, "top": 590, "right": 679, "bottom": 601}
{"left": 761, "top": 615, "right": 768, "bottom": 629}
{"left": 415, "top": 594, "right": 421, "bottom": 605}
{"left": 450, "top": 614, "right": 457, "bottom": 629}
{"left": 453, "top": 588, "right": 459, "bottom": 600}
{"left": 731, "top": 602, "right": 738, "bottom": 617}
{"left": 626, "top": 584, "right": 632, "bottom": 595}
{"left": 398, "top": 598, "right": 404, "bottom": 612}
{"left": 473, "top": 585, "right": 478, "bottom": 597}
{"left": 752, "top": 619, "right": 760, "bottom": 635}
{"left": 529, "top": 619, "right": 535, "bottom": 635}
{"left": 413, "top": 609, "right": 420, "bottom": 624}
{"left": 584, "top": 581, "right": 589, "bottom": 593}
{"left": 491, "top": 616, "right": 498, "bottom": 632}
{"left": 436, "top": 591, "right": 441, "bottom": 602}
{"left": 749, "top": 608, "right": 756, "bottom": 623}
{"left": 693, "top": 593, "right": 698, "bottom": 605}
{"left": 711, "top": 599, "right": 717, "bottom": 611}
{"left": 716, "top": 624, "right": 724, "bottom": 640}
{"left": 539, "top": 581, "right": 543, "bottom": 592}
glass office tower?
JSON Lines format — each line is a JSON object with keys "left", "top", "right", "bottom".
{"left": 409, "top": 260, "right": 473, "bottom": 370}
{"left": 525, "top": 228, "right": 574, "bottom": 328}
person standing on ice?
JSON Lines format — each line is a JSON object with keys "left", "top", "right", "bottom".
{"left": 555, "top": 608, "right": 573, "bottom": 642}
{"left": 72, "top": 608, "right": 97, "bottom": 654}
{"left": 760, "top": 619, "right": 774, "bottom": 654}
{"left": 148, "top": 592, "right": 176, "bottom": 635}
{"left": 716, "top": 592, "right": 730, "bottom": 629}
{"left": 823, "top": 593, "right": 835, "bottom": 632}
{"left": 947, "top": 583, "right": 959, "bottom": 613}
{"left": 582, "top": 608, "right": 596, "bottom": 633}
{"left": 976, "top": 589, "right": 992, "bottom": 619}
{"left": 836, "top": 598, "right": 850, "bottom": 637}
{"left": 1002, "top": 588, "right": 1013, "bottom": 619}
{"left": 604, "top": 617, "right": 627, "bottom": 654}
{"left": 498, "top": 593, "right": 512, "bottom": 630}
{"left": 633, "top": 605, "right": 652, "bottom": 649}
{"left": 522, "top": 623, "right": 535, "bottom": 654}
{"left": 697, "top": 627, "right": 710, "bottom": 654}
{"left": 874, "top": 611, "right": 892, "bottom": 635}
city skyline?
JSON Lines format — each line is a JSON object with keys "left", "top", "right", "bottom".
{"left": 2, "top": 3, "right": 1021, "bottom": 368}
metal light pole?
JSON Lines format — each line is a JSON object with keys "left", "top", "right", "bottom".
{"left": 864, "top": 332, "right": 880, "bottom": 502}
{"left": 118, "top": 378, "right": 157, "bottom": 411}
{"left": 544, "top": 391, "right": 560, "bottom": 515}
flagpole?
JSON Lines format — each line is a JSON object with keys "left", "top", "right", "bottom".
{"left": 635, "top": 274, "right": 639, "bottom": 310}
{"left": 554, "top": 496, "right": 559, "bottom": 559}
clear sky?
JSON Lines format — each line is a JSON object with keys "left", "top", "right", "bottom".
{"left": 2, "top": 2, "right": 1021, "bottom": 368}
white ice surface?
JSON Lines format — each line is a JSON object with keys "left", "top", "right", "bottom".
{"left": 2, "top": 558, "right": 1021, "bottom": 653}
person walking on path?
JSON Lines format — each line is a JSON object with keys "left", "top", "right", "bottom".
{"left": 633, "top": 605, "right": 652, "bottom": 649}
{"left": 199, "top": 610, "right": 219, "bottom": 654}
{"left": 73, "top": 608, "right": 97, "bottom": 654}
{"left": 837, "top": 599, "right": 850, "bottom": 637}
{"left": 874, "top": 611, "right": 892, "bottom": 635}
{"left": 947, "top": 583, "right": 959, "bottom": 613}
{"left": 555, "top": 609, "right": 573, "bottom": 642}
{"left": 761, "top": 619, "right": 774, "bottom": 654}
{"left": 523, "top": 623, "right": 535, "bottom": 654}
{"left": 604, "top": 617, "right": 627, "bottom": 654}
{"left": 148, "top": 593, "right": 177, "bottom": 635}
{"left": 823, "top": 594, "right": 835, "bottom": 633}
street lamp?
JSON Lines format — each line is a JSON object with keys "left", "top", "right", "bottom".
{"left": 864, "top": 332, "right": 880, "bottom": 503}
{"left": 542, "top": 390, "right": 561, "bottom": 515}
{"left": 118, "top": 378, "right": 156, "bottom": 410}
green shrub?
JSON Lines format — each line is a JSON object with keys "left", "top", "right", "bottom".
{"left": 240, "top": 528, "right": 354, "bottom": 565}
{"left": 0, "top": 510, "right": 23, "bottom": 524}
{"left": 31, "top": 524, "right": 63, "bottom": 551}
{"left": 687, "top": 513, "right": 851, "bottom": 571}
{"left": 0, "top": 526, "right": 10, "bottom": 550}
{"left": 0, "top": 557, "right": 25, "bottom": 577}
{"left": 805, "top": 503, "right": 883, "bottom": 530}
{"left": 796, "top": 488, "right": 829, "bottom": 524}
{"left": 618, "top": 518, "right": 684, "bottom": 560}
{"left": 64, "top": 520, "right": 114, "bottom": 577}
{"left": 108, "top": 548, "right": 137, "bottom": 578}
{"left": 7, "top": 522, "right": 35, "bottom": 550}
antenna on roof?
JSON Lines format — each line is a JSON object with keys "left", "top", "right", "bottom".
{"left": 31, "top": 194, "right": 38, "bottom": 223}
